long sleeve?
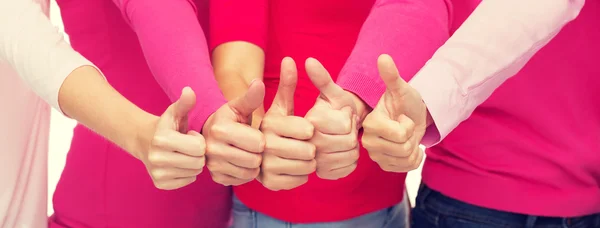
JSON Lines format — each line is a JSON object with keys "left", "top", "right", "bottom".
{"left": 409, "top": 0, "right": 585, "bottom": 146}
{"left": 112, "top": 0, "right": 227, "bottom": 132}
{"left": 336, "top": 0, "right": 451, "bottom": 109}
{"left": 209, "top": 0, "right": 268, "bottom": 51}
{"left": 0, "top": 0, "right": 95, "bottom": 113}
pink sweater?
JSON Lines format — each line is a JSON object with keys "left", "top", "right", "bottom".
{"left": 339, "top": 0, "right": 599, "bottom": 217}
{"left": 50, "top": 0, "right": 230, "bottom": 227}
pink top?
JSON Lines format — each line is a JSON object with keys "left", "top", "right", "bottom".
{"left": 339, "top": 0, "right": 599, "bottom": 217}
{"left": 50, "top": 0, "right": 231, "bottom": 227}
{"left": 0, "top": 0, "right": 93, "bottom": 227}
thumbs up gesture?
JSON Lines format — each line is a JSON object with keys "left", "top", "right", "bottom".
{"left": 257, "top": 57, "right": 317, "bottom": 191}
{"left": 362, "top": 54, "right": 427, "bottom": 172}
{"left": 203, "top": 80, "right": 267, "bottom": 186}
{"left": 304, "top": 58, "right": 360, "bottom": 180}
{"left": 141, "top": 87, "right": 208, "bottom": 190}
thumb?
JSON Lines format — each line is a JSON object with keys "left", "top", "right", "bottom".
{"left": 273, "top": 57, "right": 298, "bottom": 115}
{"left": 305, "top": 58, "right": 355, "bottom": 111}
{"left": 378, "top": 54, "right": 409, "bottom": 95}
{"left": 171, "top": 87, "right": 196, "bottom": 119}
{"left": 305, "top": 58, "right": 344, "bottom": 100}
{"left": 228, "top": 79, "right": 266, "bottom": 117}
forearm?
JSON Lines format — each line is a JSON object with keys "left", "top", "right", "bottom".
{"left": 113, "top": 0, "right": 226, "bottom": 132}
{"left": 336, "top": 0, "right": 450, "bottom": 108}
{"left": 58, "top": 66, "right": 157, "bottom": 158}
{"left": 409, "top": 0, "right": 585, "bottom": 146}
{"left": 212, "top": 41, "right": 265, "bottom": 127}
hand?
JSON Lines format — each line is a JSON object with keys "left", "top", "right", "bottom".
{"left": 304, "top": 58, "right": 360, "bottom": 180}
{"left": 204, "top": 80, "right": 266, "bottom": 186}
{"left": 257, "top": 57, "right": 317, "bottom": 191}
{"left": 142, "top": 87, "right": 207, "bottom": 190}
{"left": 362, "top": 54, "right": 426, "bottom": 172}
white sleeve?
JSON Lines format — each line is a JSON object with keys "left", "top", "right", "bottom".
{"left": 0, "top": 0, "right": 98, "bottom": 112}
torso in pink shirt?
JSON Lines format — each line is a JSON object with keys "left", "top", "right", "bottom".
{"left": 49, "top": 1, "right": 231, "bottom": 227}
{"left": 423, "top": 0, "right": 600, "bottom": 217}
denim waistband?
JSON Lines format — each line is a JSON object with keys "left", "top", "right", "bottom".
{"left": 415, "top": 184, "right": 600, "bottom": 228}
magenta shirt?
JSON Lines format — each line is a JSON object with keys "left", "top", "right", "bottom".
{"left": 49, "top": 0, "right": 231, "bottom": 227}
{"left": 338, "top": 0, "right": 599, "bottom": 217}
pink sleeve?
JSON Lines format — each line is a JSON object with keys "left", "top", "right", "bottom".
{"left": 336, "top": 0, "right": 451, "bottom": 109}
{"left": 112, "top": 0, "right": 226, "bottom": 132}
{"left": 409, "top": 0, "right": 585, "bottom": 146}
{"left": 209, "top": 0, "right": 268, "bottom": 51}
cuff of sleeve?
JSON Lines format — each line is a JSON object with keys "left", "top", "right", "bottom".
{"left": 187, "top": 92, "right": 227, "bottom": 133}
{"left": 209, "top": 26, "right": 267, "bottom": 52}
{"left": 409, "top": 60, "right": 466, "bottom": 147}
{"left": 51, "top": 57, "right": 106, "bottom": 116}
{"left": 336, "top": 71, "right": 386, "bottom": 109}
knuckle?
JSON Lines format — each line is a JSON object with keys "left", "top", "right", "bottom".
{"left": 259, "top": 116, "right": 272, "bottom": 131}
{"left": 368, "top": 152, "right": 380, "bottom": 163}
{"left": 361, "top": 135, "right": 374, "bottom": 150}
{"left": 151, "top": 169, "right": 166, "bottom": 180}
{"left": 206, "top": 159, "right": 220, "bottom": 172}
{"left": 347, "top": 137, "right": 359, "bottom": 150}
{"left": 380, "top": 164, "right": 397, "bottom": 173}
{"left": 212, "top": 175, "right": 230, "bottom": 186}
{"left": 205, "top": 142, "right": 220, "bottom": 157}
{"left": 362, "top": 115, "right": 374, "bottom": 130}
{"left": 241, "top": 168, "right": 260, "bottom": 180}
{"left": 316, "top": 169, "right": 336, "bottom": 180}
{"left": 341, "top": 119, "right": 352, "bottom": 133}
{"left": 306, "top": 144, "right": 317, "bottom": 159}
{"left": 396, "top": 128, "right": 410, "bottom": 142}
{"left": 260, "top": 155, "right": 276, "bottom": 171}
{"left": 261, "top": 178, "right": 280, "bottom": 191}
{"left": 151, "top": 134, "right": 168, "bottom": 147}
{"left": 282, "top": 177, "right": 308, "bottom": 190}
{"left": 250, "top": 155, "right": 263, "bottom": 168}
{"left": 210, "top": 123, "right": 228, "bottom": 139}
{"left": 154, "top": 182, "right": 169, "bottom": 190}
{"left": 400, "top": 141, "right": 414, "bottom": 156}
{"left": 308, "top": 159, "right": 318, "bottom": 172}
{"left": 147, "top": 152, "right": 163, "bottom": 165}
{"left": 405, "top": 119, "right": 416, "bottom": 132}
{"left": 348, "top": 149, "right": 360, "bottom": 162}
{"left": 193, "top": 157, "right": 206, "bottom": 170}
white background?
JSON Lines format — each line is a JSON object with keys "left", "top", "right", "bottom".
{"left": 46, "top": 1, "right": 424, "bottom": 216}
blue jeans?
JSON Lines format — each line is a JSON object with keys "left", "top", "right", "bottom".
{"left": 231, "top": 195, "right": 409, "bottom": 228}
{"left": 412, "top": 184, "right": 600, "bottom": 228}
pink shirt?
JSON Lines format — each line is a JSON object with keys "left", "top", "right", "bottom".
{"left": 50, "top": 0, "right": 231, "bottom": 227}
{"left": 338, "top": 0, "right": 599, "bottom": 216}
{"left": 0, "top": 0, "right": 93, "bottom": 227}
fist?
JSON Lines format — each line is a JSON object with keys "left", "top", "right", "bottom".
{"left": 362, "top": 54, "right": 426, "bottom": 172}
{"left": 257, "top": 57, "right": 317, "bottom": 191}
{"left": 204, "top": 80, "right": 266, "bottom": 186}
{"left": 304, "top": 58, "right": 360, "bottom": 180}
{"left": 142, "top": 87, "right": 206, "bottom": 190}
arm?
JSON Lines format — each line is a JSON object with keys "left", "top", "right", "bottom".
{"left": 409, "top": 0, "right": 584, "bottom": 146}
{"left": 0, "top": 0, "right": 156, "bottom": 156}
{"left": 336, "top": 0, "right": 451, "bottom": 125}
{"left": 112, "top": 0, "right": 227, "bottom": 132}
{"left": 209, "top": 0, "right": 268, "bottom": 128}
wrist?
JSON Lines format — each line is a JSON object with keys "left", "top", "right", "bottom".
{"left": 346, "top": 90, "right": 371, "bottom": 126}
{"left": 129, "top": 112, "right": 160, "bottom": 160}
